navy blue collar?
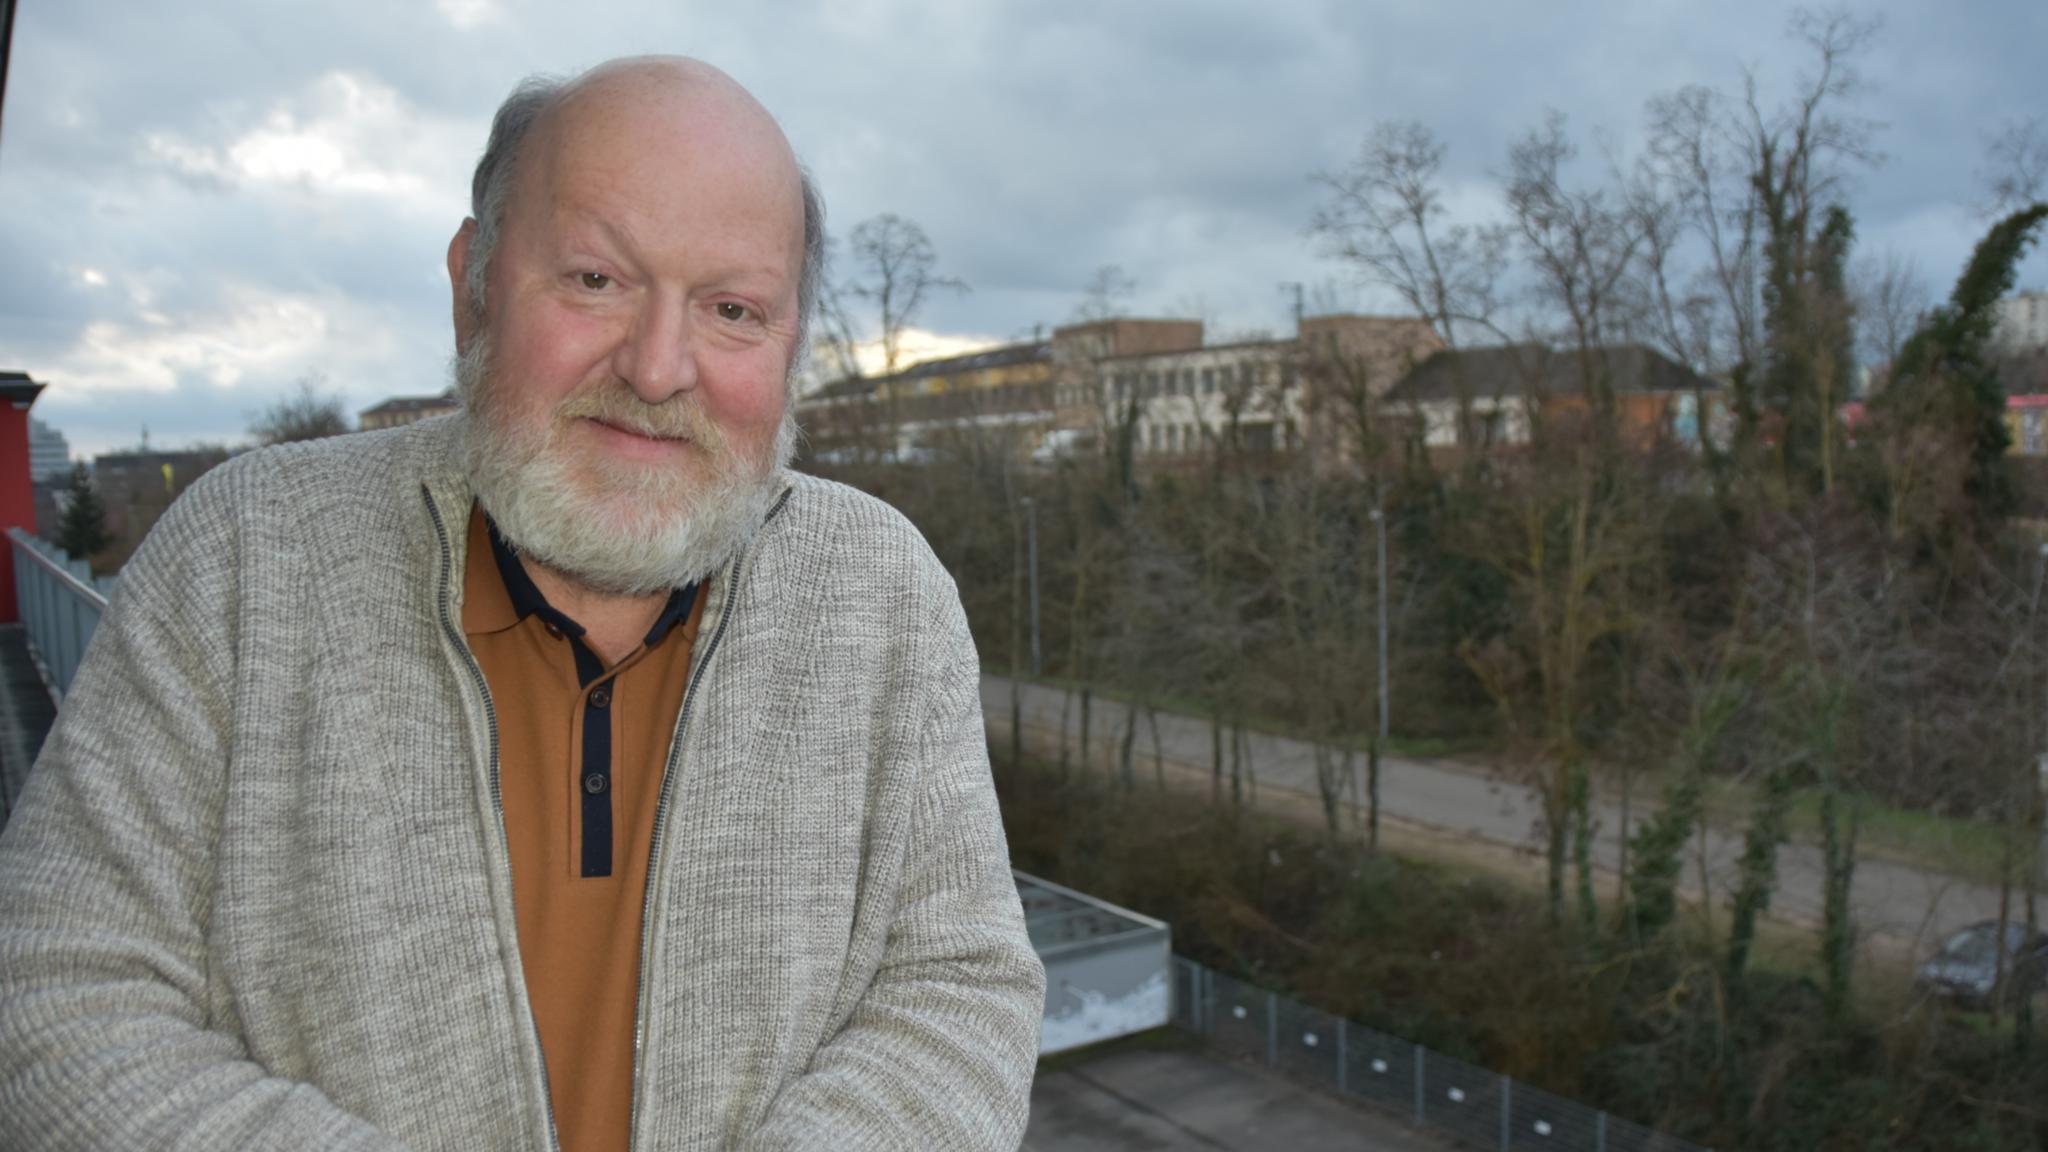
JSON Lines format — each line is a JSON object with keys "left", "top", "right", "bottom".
{"left": 484, "top": 516, "right": 698, "bottom": 651}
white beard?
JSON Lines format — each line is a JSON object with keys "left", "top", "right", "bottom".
{"left": 455, "top": 333, "right": 798, "bottom": 597}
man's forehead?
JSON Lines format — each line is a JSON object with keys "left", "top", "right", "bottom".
{"left": 512, "top": 61, "right": 803, "bottom": 243}
{"left": 538, "top": 59, "right": 798, "bottom": 185}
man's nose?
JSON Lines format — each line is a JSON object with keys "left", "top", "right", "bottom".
{"left": 614, "top": 293, "right": 698, "bottom": 403}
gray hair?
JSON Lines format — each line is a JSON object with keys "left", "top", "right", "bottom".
{"left": 463, "top": 71, "right": 826, "bottom": 369}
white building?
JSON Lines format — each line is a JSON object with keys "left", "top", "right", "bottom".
{"left": 28, "top": 418, "right": 71, "bottom": 481}
{"left": 1104, "top": 341, "right": 1299, "bottom": 458}
{"left": 1996, "top": 292, "right": 2048, "bottom": 353}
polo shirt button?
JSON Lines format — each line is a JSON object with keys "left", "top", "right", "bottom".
{"left": 590, "top": 685, "right": 612, "bottom": 708}
{"left": 544, "top": 622, "right": 563, "bottom": 639}
{"left": 584, "top": 773, "right": 607, "bottom": 794}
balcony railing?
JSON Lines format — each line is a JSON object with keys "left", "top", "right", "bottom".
{"left": 6, "top": 528, "right": 113, "bottom": 703}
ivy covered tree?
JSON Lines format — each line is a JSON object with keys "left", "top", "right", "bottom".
{"left": 1869, "top": 202, "right": 2048, "bottom": 536}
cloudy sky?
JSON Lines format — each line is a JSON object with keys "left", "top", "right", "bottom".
{"left": 2, "top": 0, "right": 2044, "bottom": 459}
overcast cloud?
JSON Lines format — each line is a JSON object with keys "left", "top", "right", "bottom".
{"left": 2, "top": 0, "right": 2044, "bottom": 457}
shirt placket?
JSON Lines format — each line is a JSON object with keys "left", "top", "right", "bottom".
{"left": 547, "top": 618, "right": 633, "bottom": 880}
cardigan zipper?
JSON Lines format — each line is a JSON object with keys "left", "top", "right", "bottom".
{"left": 627, "top": 485, "right": 794, "bottom": 1151}
{"left": 424, "top": 488, "right": 564, "bottom": 1152}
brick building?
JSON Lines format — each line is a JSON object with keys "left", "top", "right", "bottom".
{"left": 359, "top": 392, "right": 459, "bottom": 431}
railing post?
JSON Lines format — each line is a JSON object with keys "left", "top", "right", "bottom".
{"left": 1265, "top": 991, "right": 1278, "bottom": 1066}
{"left": 1500, "top": 1076, "right": 1511, "bottom": 1151}
{"left": 1595, "top": 1111, "right": 1606, "bottom": 1152}
{"left": 64, "top": 592, "right": 80, "bottom": 695}
{"left": 1414, "top": 1044, "right": 1425, "bottom": 1123}
{"left": 1337, "top": 1019, "right": 1348, "bottom": 1094}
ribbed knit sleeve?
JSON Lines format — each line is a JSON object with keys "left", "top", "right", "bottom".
{"left": 742, "top": 567, "right": 1045, "bottom": 1151}
{"left": 0, "top": 458, "right": 408, "bottom": 1152}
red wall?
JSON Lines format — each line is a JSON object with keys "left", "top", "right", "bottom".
{"left": 0, "top": 403, "right": 33, "bottom": 622}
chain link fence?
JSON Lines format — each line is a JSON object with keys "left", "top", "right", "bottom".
{"left": 1172, "top": 956, "right": 1710, "bottom": 1152}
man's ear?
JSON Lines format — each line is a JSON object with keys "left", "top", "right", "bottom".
{"left": 448, "top": 219, "right": 481, "bottom": 349}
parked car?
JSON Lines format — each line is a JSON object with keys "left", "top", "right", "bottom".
{"left": 1914, "top": 921, "right": 2048, "bottom": 1009}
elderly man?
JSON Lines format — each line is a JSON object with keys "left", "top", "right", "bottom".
{"left": 0, "top": 57, "right": 1044, "bottom": 1151}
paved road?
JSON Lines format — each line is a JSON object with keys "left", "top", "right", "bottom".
{"left": 1028, "top": 1044, "right": 1454, "bottom": 1152}
{"left": 984, "top": 675, "right": 2014, "bottom": 953}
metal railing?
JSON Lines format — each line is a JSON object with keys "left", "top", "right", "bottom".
{"left": 1171, "top": 956, "right": 1710, "bottom": 1152}
{"left": 7, "top": 528, "right": 113, "bottom": 703}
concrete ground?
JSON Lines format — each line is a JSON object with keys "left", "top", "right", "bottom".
{"left": 1027, "top": 1038, "right": 1456, "bottom": 1152}
{"left": 0, "top": 624, "right": 57, "bottom": 836}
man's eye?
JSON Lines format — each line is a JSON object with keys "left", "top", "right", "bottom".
{"left": 579, "top": 272, "right": 611, "bottom": 290}
{"left": 715, "top": 302, "right": 750, "bottom": 322}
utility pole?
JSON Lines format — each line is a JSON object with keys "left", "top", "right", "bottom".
{"left": 1372, "top": 502, "right": 1389, "bottom": 741}
{"left": 2036, "top": 544, "right": 2048, "bottom": 934}
{"left": 1023, "top": 496, "right": 1041, "bottom": 678}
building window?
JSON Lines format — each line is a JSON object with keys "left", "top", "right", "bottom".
{"left": 1462, "top": 410, "right": 1504, "bottom": 447}
{"left": 1201, "top": 367, "right": 1214, "bottom": 393}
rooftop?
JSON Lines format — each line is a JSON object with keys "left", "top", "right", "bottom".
{"left": 361, "top": 394, "right": 458, "bottom": 417}
{"left": 1385, "top": 343, "right": 1721, "bottom": 404}
{"left": 807, "top": 341, "right": 1051, "bottom": 402}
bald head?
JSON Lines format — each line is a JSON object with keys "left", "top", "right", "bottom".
{"left": 459, "top": 57, "right": 825, "bottom": 368}
{"left": 550, "top": 56, "right": 785, "bottom": 140}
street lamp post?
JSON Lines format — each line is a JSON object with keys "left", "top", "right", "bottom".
{"left": 1023, "top": 496, "right": 1041, "bottom": 678}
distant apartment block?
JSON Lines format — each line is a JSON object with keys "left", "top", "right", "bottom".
{"left": 360, "top": 392, "right": 459, "bottom": 431}
{"left": 797, "top": 313, "right": 1442, "bottom": 467}
{"left": 802, "top": 340, "right": 1057, "bottom": 463}
{"left": 90, "top": 448, "right": 231, "bottom": 569}
{"left": 1996, "top": 291, "right": 2048, "bottom": 353}
{"left": 27, "top": 418, "right": 70, "bottom": 481}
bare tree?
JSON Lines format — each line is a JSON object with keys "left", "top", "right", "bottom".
{"left": 1461, "top": 440, "right": 1649, "bottom": 931}
{"left": 843, "top": 213, "right": 968, "bottom": 374}
{"left": 250, "top": 374, "right": 352, "bottom": 445}
{"left": 1644, "top": 7, "right": 1881, "bottom": 461}
{"left": 1622, "top": 156, "right": 1719, "bottom": 372}
{"left": 1645, "top": 83, "right": 1764, "bottom": 381}
{"left": 1851, "top": 249, "right": 1930, "bottom": 385}
{"left": 1981, "top": 118, "right": 2048, "bottom": 218}
{"left": 1072, "top": 264, "right": 1137, "bottom": 323}
{"left": 811, "top": 235, "right": 869, "bottom": 386}
{"left": 1311, "top": 120, "right": 1510, "bottom": 349}
{"left": 1505, "top": 112, "right": 1645, "bottom": 427}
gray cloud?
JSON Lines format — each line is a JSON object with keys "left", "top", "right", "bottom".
{"left": 2, "top": 0, "right": 2043, "bottom": 458}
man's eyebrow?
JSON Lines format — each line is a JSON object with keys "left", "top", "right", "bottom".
{"left": 556, "top": 204, "right": 643, "bottom": 256}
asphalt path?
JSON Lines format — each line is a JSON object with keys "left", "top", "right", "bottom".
{"left": 983, "top": 675, "right": 2018, "bottom": 955}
